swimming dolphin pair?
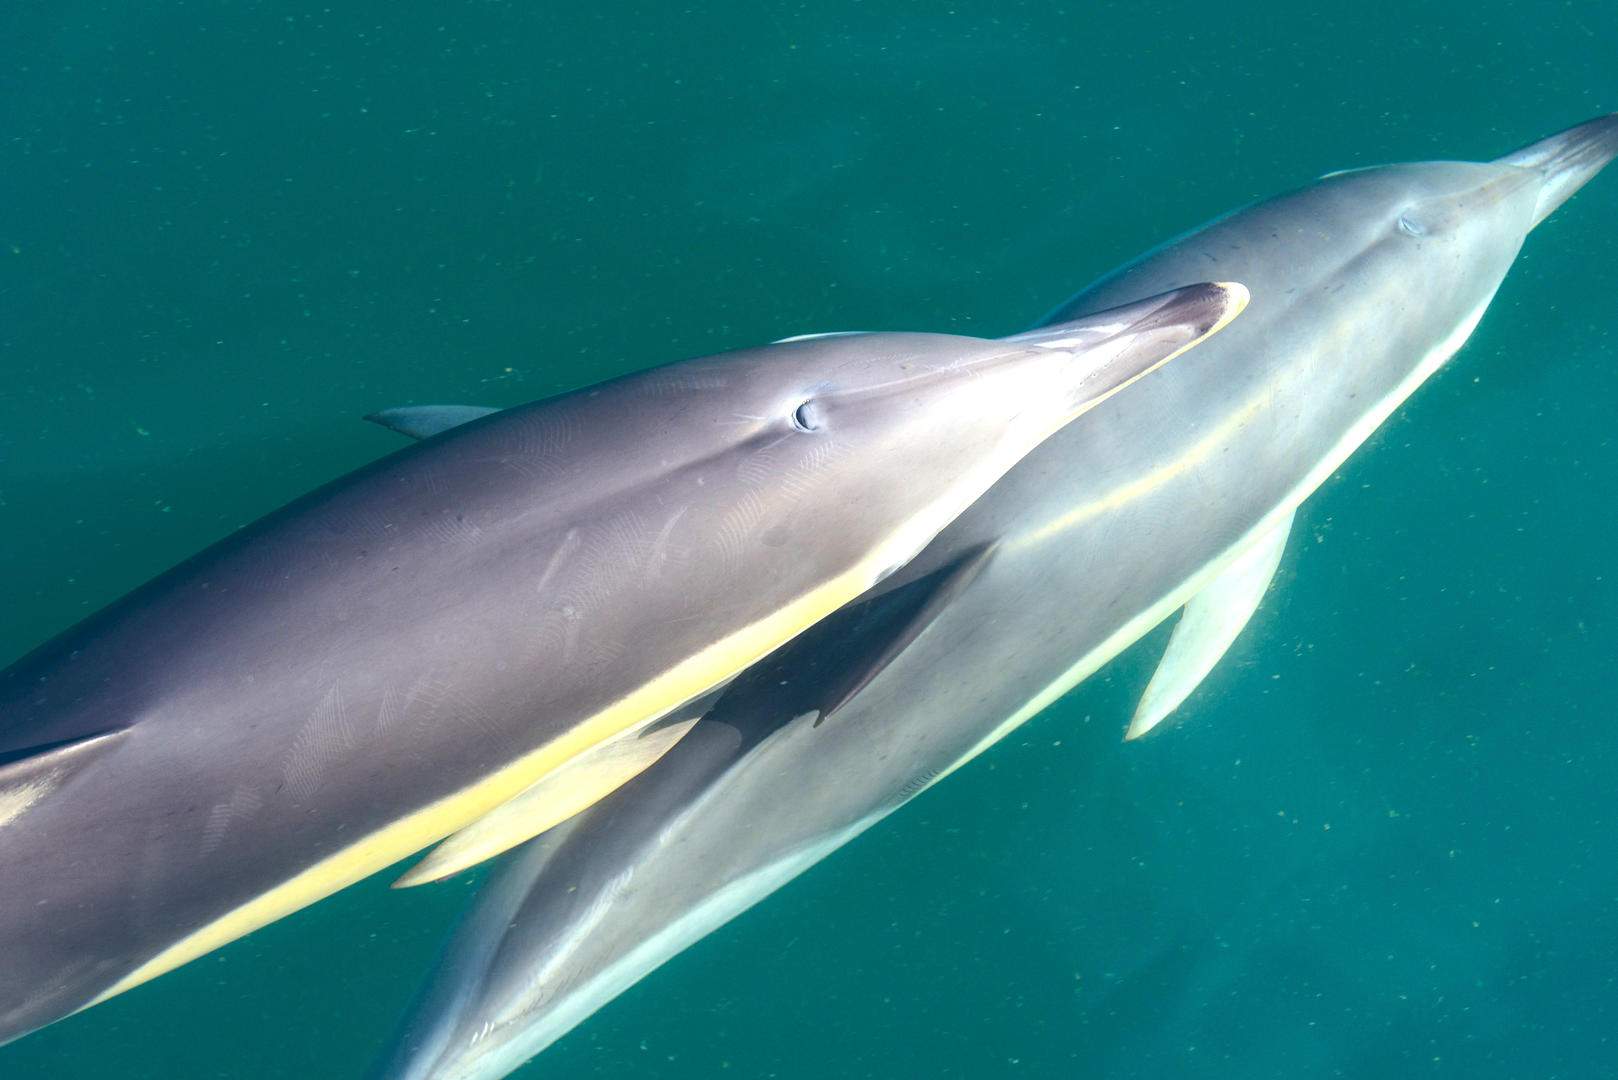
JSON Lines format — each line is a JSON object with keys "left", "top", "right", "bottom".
{"left": 0, "top": 268, "right": 1245, "bottom": 1043}
{"left": 370, "top": 113, "right": 1618, "bottom": 1080}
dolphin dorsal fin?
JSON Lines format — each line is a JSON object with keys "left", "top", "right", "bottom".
{"left": 770, "top": 331, "right": 869, "bottom": 344}
{"left": 0, "top": 729, "right": 128, "bottom": 828}
{"left": 364, "top": 405, "right": 500, "bottom": 441}
{"left": 1127, "top": 511, "right": 1293, "bottom": 740}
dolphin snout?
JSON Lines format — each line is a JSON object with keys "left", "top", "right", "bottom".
{"left": 1495, "top": 112, "right": 1618, "bottom": 228}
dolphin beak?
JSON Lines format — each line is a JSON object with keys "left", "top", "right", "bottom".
{"left": 1494, "top": 113, "right": 1618, "bottom": 229}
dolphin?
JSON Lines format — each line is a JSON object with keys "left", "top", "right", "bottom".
{"left": 368, "top": 114, "right": 1618, "bottom": 1079}
{"left": 0, "top": 282, "right": 1246, "bottom": 1046}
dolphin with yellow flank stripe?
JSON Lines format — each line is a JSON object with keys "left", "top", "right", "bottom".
{"left": 366, "top": 113, "right": 1618, "bottom": 1080}
{"left": 0, "top": 282, "right": 1245, "bottom": 1046}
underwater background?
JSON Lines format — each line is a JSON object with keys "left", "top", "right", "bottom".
{"left": 3, "top": 1, "right": 1616, "bottom": 1077}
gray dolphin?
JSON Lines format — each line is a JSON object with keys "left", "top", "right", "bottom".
{"left": 370, "top": 113, "right": 1618, "bottom": 1080}
{"left": 0, "top": 283, "right": 1246, "bottom": 1046}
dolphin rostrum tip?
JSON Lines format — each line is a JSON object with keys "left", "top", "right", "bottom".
{"left": 1216, "top": 280, "right": 1252, "bottom": 318}
{"left": 1199, "top": 280, "right": 1251, "bottom": 340}
{"left": 1143, "top": 280, "right": 1252, "bottom": 339}
{"left": 1496, "top": 112, "right": 1618, "bottom": 228}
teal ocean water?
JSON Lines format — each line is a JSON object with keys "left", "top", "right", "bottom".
{"left": 3, "top": 3, "right": 1616, "bottom": 1077}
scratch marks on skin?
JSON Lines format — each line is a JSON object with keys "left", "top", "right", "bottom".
{"left": 199, "top": 786, "right": 266, "bottom": 859}
{"left": 282, "top": 681, "right": 360, "bottom": 804}
{"left": 526, "top": 501, "right": 703, "bottom": 683}
{"left": 419, "top": 463, "right": 445, "bottom": 498}
{"left": 731, "top": 424, "right": 800, "bottom": 488}
{"left": 376, "top": 671, "right": 476, "bottom": 747}
{"left": 646, "top": 506, "right": 688, "bottom": 576}
{"left": 775, "top": 436, "right": 851, "bottom": 505}
{"left": 373, "top": 685, "right": 404, "bottom": 734}
{"left": 529, "top": 518, "right": 632, "bottom": 670}
{"left": 402, "top": 673, "right": 457, "bottom": 721}
{"left": 566, "top": 514, "right": 664, "bottom": 674}
{"left": 419, "top": 507, "right": 486, "bottom": 549}
{"left": 531, "top": 594, "right": 582, "bottom": 673}
{"left": 597, "top": 510, "right": 656, "bottom": 574}
{"left": 502, "top": 410, "right": 580, "bottom": 485}
{"left": 711, "top": 488, "right": 773, "bottom": 572}
{"left": 732, "top": 432, "right": 854, "bottom": 557}
{"left": 130, "top": 811, "right": 186, "bottom": 938}
{"left": 398, "top": 668, "right": 508, "bottom": 746}
{"left": 534, "top": 528, "right": 584, "bottom": 599}
{"left": 638, "top": 366, "right": 733, "bottom": 397}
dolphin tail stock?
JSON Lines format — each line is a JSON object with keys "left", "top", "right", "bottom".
{"left": 1495, "top": 112, "right": 1618, "bottom": 228}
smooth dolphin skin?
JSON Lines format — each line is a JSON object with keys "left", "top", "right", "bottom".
{"left": 0, "top": 283, "right": 1245, "bottom": 1046}
{"left": 372, "top": 114, "right": 1618, "bottom": 1080}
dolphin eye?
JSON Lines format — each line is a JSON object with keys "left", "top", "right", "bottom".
{"left": 791, "top": 400, "right": 824, "bottom": 432}
{"left": 1397, "top": 213, "right": 1428, "bottom": 238}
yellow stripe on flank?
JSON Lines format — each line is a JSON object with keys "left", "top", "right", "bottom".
{"left": 1010, "top": 291, "right": 1491, "bottom": 555}
{"left": 390, "top": 710, "right": 702, "bottom": 888}
{"left": 84, "top": 285, "right": 1251, "bottom": 1013}
{"left": 84, "top": 552, "right": 905, "bottom": 1012}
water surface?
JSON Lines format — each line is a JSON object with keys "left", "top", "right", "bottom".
{"left": 3, "top": 2, "right": 1616, "bottom": 1077}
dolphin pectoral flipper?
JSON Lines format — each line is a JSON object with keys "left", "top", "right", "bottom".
{"left": 392, "top": 689, "right": 724, "bottom": 888}
{"left": 683, "top": 544, "right": 1005, "bottom": 744}
{"left": 364, "top": 405, "right": 501, "bottom": 440}
{"left": 1126, "top": 511, "right": 1294, "bottom": 740}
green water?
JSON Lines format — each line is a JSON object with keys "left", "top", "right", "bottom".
{"left": 3, "top": 2, "right": 1616, "bottom": 1077}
